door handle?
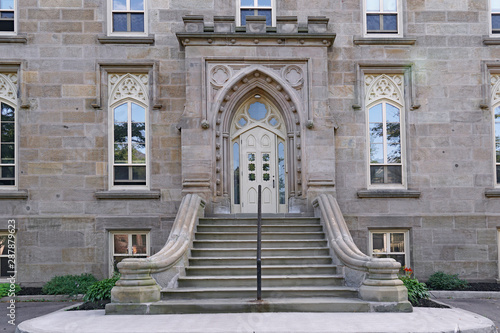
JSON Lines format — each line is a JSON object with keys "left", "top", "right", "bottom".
{"left": 273, "top": 176, "right": 275, "bottom": 188}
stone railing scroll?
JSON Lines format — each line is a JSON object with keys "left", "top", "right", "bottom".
{"left": 110, "top": 194, "right": 206, "bottom": 304}
{"left": 312, "top": 194, "right": 411, "bottom": 311}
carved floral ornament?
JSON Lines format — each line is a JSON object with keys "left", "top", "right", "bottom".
{"left": 0, "top": 73, "right": 18, "bottom": 105}
{"left": 108, "top": 73, "right": 149, "bottom": 105}
{"left": 490, "top": 74, "right": 500, "bottom": 106}
{"left": 365, "top": 74, "right": 404, "bottom": 106}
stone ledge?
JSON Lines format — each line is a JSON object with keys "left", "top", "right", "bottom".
{"left": 0, "top": 35, "right": 27, "bottom": 44}
{"left": 430, "top": 290, "right": 500, "bottom": 299}
{"left": 0, "top": 190, "right": 28, "bottom": 199}
{"left": 485, "top": 189, "right": 500, "bottom": 197}
{"left": 353, "top": 38, "right": 416, "bottom": 45}
{"left": 95, "top": 190, "right": 161, "bottom": 200}
{"left": 357, "top": 189, "right": 421, "bottom": 198}
{"left": 97, "top": 35, "right": 155, "bottom": 44}
{"left": 483, "top": 37, "right": 500, "bottom": 45}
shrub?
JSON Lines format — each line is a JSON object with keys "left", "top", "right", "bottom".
{"left": 84, "top": 274, "right": 120, "bottom": 302}
{"left": 0, "top": 283, "right": 21, "bottom": 297}
{"left": 42, "top": 273, "right": 98, "bottom": 296}
{"left": 427, "top": 271, "right": 469, "bottom": 290}
{"left": 399, "top": 267, "right": 430, "bottom": 306}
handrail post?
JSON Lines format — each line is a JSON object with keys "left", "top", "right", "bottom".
{"left": 257, "top": 185, "right": 262, "bottom": 301}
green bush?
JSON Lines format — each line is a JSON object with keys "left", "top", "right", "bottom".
{"left": 42, "top": 273, "right": 98, "bottom": 296}
{"left": 427, "top": 271, "right": 469, "bottom": 290}
{"left": 0, "top": 283, "right": 21, "bottom": 297}
{"left": 84, "top": 274, "right": 120, "bottom": 302}
{"left": 400, "top": 275, "right": 430, "bottom": 305}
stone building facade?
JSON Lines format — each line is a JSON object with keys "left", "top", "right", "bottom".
{"left": 0, "top": 0, "right": 499, "bottom": 287}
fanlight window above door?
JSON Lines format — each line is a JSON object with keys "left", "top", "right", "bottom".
{"left": 231, "top": 97, "right": 286, "bottom": 138}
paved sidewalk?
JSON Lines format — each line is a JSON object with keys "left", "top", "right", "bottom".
{"left": 435, "top": 298, "right": 500, "bottom": 331}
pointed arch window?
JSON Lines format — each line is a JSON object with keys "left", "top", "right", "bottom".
{"left": 365, "top": 74, "right": 406, "bottom": 187}
{"left": 108, "top": 73, "right": 149, "bottom": 188}
{"left": 0, "top": 73, "right": 17, "bottom": 188}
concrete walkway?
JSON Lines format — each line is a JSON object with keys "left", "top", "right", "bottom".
{"left": 16, "top": 307, "right": 497, "bottom": 333}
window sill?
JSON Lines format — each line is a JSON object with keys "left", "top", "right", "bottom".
{"left": 97, "top": 35, "right": 155, "bottom": 45}
{"left": 95, "top": 190, "right": 161, "bottom": 200}
{"left": 357, "top": 189, "right": 421, "bottom": 198}
{"left": 0, "top": 190, "right": 28, "bottom": 199}
{"left": 353, "top": 37, "right": 416, "bottom": 45}
{"left": 0, "top": 35, "right": 27, "bottom": 44}
{"left": 485, "top": 189, "right": 500, "bottom": 197}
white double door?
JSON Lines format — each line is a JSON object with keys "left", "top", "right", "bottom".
{"left": 240, "top": 127, "right": 277, "bottom": 214}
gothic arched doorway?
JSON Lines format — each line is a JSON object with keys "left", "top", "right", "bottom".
{"left": 230, "top": 95, "right": 287, "bottom": 213}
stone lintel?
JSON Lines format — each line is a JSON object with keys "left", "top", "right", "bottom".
{"left": 357, "top": 189, "right": 421, "bottom": 198}
{"left": 176, "top": 32, "right": 335, "bottom": 47}
{"left": 353, "top": 38, "right": 417, "bottom": 45}
{"left": 0, "top": 190, "right": 28, "bottom": 199}
{"left": 97, "top": 35, "right": 155, "bottom": 44}
{"left": 95, "top": 190, "right": 161, "bottom": 199}
{"left": 485, "top": 189, "right": 500, "bottom": 197}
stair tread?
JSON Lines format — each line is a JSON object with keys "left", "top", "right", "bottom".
{"left": 154, "top": 297, "right": 366, "bottom": 304}
{"left": 179, "top": 274, "right": 343, "bottom": 280}
{"left": 189, "top": 255, "right": 332, "bottom": 259}
{"left": 163, "top": 286, "right": 357, "bottom": 292}
{"left": 187, "top": 264, "right": 337, "bottom": 269}
{"left": 191, "top": 247, "right": 329, "bottom": 251}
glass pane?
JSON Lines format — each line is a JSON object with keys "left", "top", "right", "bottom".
{"left": 0, "top": 0, "right": 14, "bottom": 9}
{"left": 238, "top": 118, "right": 247, "bottom": 126}
{"left": 114, "top": 166, "right": 129, "bottom": 180}
{"left": 1, "top": 144, "right": 14, "bottom": 163}
{"left": 370, "top": 165, "right": 384, "bottom": 184}
{"left": 0, "top": 257, "right": 8, "bottom": 277}
{"left": 497, "top": 165, "right": 500, "bottom": 184}
{"left": 367, "top": 14, "right": 381, "bottom": 31}
{"left": 114, "top": 104, "right": 128, "bottom": 122}
{"left": 369, "top": 104, "right": 383, "bottom": 122}
{"left": 389, "top": 254, "right": 405, "bottom": 267}
{"left": 263, "top": 163, "right": 269, "bottom": 171}
{"left": 278, "top": 142, "right": 285, "bottom": 205}
{"left": 263, "top": 174, "right": 270, "bottom": 181}
{"left": 233, "top": 143, "right": 240, "bottom": 204}
{"left": 386, "top": 104, "right": 400, "bottom": 122}
{"left": 130, "top": 13, "right": 144, "bottom": 32}
{"left": 248, "top": 153, "right": 255, "bottom": 162}
{"left": 114, "top": 123, "right": 128, "bottom": 143}
{"left": 495, "top": 106, "right": 500, "bottom": 117}
{"left": 372, "top": 233, "right": 386, "bottom": 253}
{"left": 130, "top": 0, "right": 144, "bottom": 10}
{"left": 0, "top": 235, "right": 6, "bottom": 255}
{"left": 1, "top": 123, "right": 14, "bottom": 143}
{"left": 387, "top": 144, "right": 401, "bottom": 163}
{"left": 131, "top": 143, "right": 146, "bottom": 163}
{"left": 0, "top": 179, "right": 14, "bottom": 186}
{"left": 241, "top": 0, "right": 254, "bottom": 6}
{"left": 370, "top": 123, "right": 383, "bottom": 143}
{"left": 493, "top": 0, "right": 500, "bottom": 11}
{"left": 0, "top": 19, "right": 13, "bottom": 32}
{"left": 113, "top": 13, "right": 128, "bottom": 32}
{"left": 383, "top": 0, "right": 397, "bottom": 11}
{"left": 390, "top": 233, "right": 405, "bottom": 253}
{"left": 114, "top": 235, "right": 129, "bottom": 254}
{"left": 131, "top": 103, "right": 145, "bottom": 122}
{"left": 248, "top": 163, "right": 255, "bottom": 171}
{"left": 366, "top": 0, "right": 380, "bottom": 11}
{"left": 497, "top": 143, "right": 500, "bottom": 162}
{"left": 132, "top": 166, "right": 146, "bottom": 180}
{"left": 241, "top": 9, "right": 254, "bottom": 25}
{"left": 131, "top": 123, "right": 145, "bottom": 143}
{"left": 132, "top": 234, "right": 147, "bottom": 254}
{"left": 493, "top": 14, "right": 500, "bottom": 31}
{"left": 257, "top": 9, "right": 272, "bottom": 25}
{"left": 383, "top": 14, "right": 397, "bottom": 31}
{"left": 113, "top": 0, "right": 127, "bottom": 10}
{"left": 387, "top": 123, "right": 400, "bottom": 144}
{"left": 262, "top": 153, "right": 270, "bottom": 162}
{"left": 114, "top": 143, "right": 128, "bottom": 163}
{"left": 258, "top": 0, "right": 271, "bottom": 6}
{"left": 495, "top": 123, "right": 500, "bottom": 139}
{"left": 249, "top": 174, "right": 256, "bottom": 181}
{"left": 2, "top": 166, "right": 14, "bottom": 179}
{"left": 248, "top": 102, "right": 267, "bottom": 121}
{"left": 387, "top": 165, "right": 402, "bottom": 183}
{"left": 1, "top": 11, "right": 13, "bottom": 18}
{"left": 269, "top": 118, "right": 278, "bottom": 126}
{"left": 370, "top": 143, "right": 383, "bottom": 163}
{"left": 1, "top": 104, "right": 14, "bottom": 122}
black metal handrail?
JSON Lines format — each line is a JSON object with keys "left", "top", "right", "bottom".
{"left": 257, "top": 185, "right": 262, "bottom": 300}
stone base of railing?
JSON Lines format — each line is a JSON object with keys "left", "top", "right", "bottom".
{"left": 359, "top": 278, "right": 412, "bottom": 312}
{"left": 111, "top": 272, "right": 161, "bottom": 304}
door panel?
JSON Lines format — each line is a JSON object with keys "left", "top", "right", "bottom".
{"left": 241, "top": 127, "right": 277, "bottom": 213}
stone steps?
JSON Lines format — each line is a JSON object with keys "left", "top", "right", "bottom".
{"left": 190, "top": 247, "right": 330, "bottom": 257}
{"left": 185, "top": 264, "right": 339, "bottom": 276}
{"left": 192, "top": 239, "right": 328, "bottom": 248}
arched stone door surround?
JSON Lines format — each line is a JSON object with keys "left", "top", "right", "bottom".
{"left": 210, "top": 67, "right": 306, "bottom": 213}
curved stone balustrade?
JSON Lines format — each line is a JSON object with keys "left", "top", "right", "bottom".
{"left": 110, "top": 194, "right": 206, "bottom": 304}
{"left": 313, "top": 194, "right": 411, "bottom": 310}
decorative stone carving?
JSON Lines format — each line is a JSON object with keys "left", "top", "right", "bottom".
{"left": 109, "top": 73, "right": 149, "bottom": 104}
{"left": 0, "top": 73, "right": 18, "bottom": 105}
{"left": 283, "top": 65, "right": 303, "bottom": 87}
{"left": 365, "top": 74, "right": 404, "bottom": 106}
{"left": 211, "top": 65, "right": 231, "bottom": 87}
{"left": 491, "top": 74, "right": 500, "bottom": 106}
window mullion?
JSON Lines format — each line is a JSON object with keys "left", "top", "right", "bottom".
{"left": 382, "top": 103, "right": 388, "bottom": 165}
{"left": 128, "top": 102, "right": 133, "bottom": 165}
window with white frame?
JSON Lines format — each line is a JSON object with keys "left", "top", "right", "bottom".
{"left": 0, "top": 0, "right": 15, "bottom": 34}
{"left": 492, "top": 0, "right": 500, "bottom": 35}
{"left": 364, "top": 0, "right": 402, "bottom": 37}
{"left": 109, "top": 0, "right": 147, "bottom": 35}
{"left": 490, "top": 73, "right": 500, "bottom": 185}
{"left": 0, "top": 73, "right": 17, "bottom": 187}
{"left": 108, "top": 73, "right": 149, "bottom": 188}
{"left": 365, "top": 74, "right": 405, "bottom": 186}
{"left": 369, "top": 230, "right": 409, "bottom": 268}
{"left": 237, "top": 0, "right": 275, "bottom": 26}
{"left": 110, "top": 231, "right": 149, "bottom": 276}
